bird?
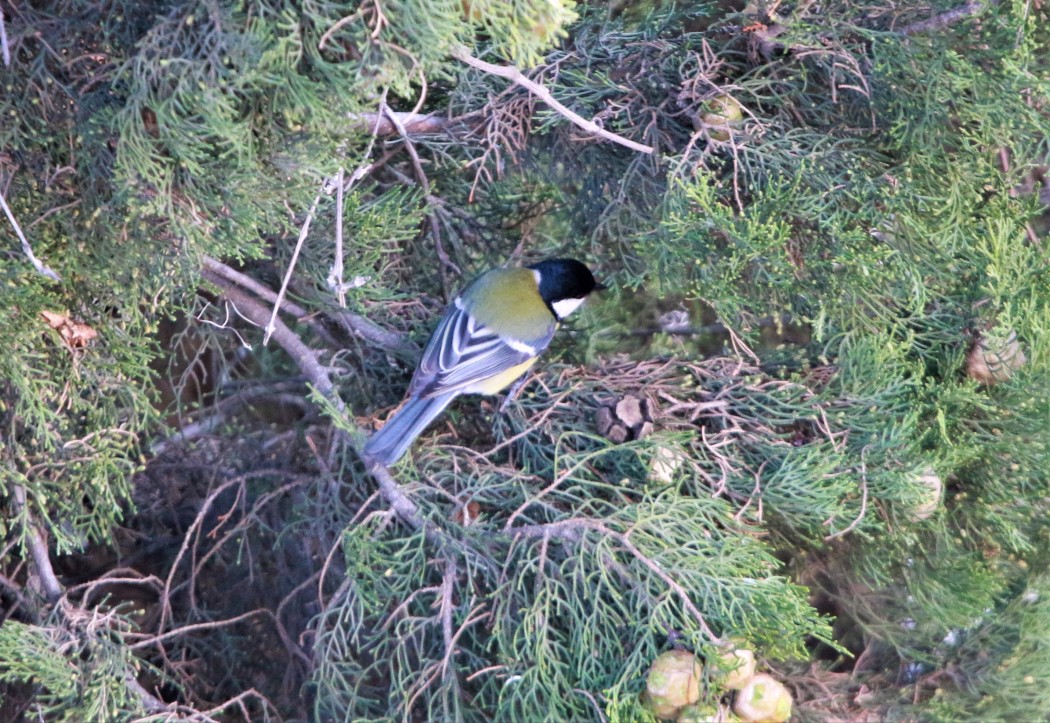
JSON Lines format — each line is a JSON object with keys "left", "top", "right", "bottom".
{"left": 362, "top": 258, "right": 604, "bottom": 467}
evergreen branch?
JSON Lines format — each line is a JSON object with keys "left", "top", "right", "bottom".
{"left": 0, "top": 186, "right": 61, "bottom": 282}
{"left": 6, "top": 489, "right": 183, "bottom": 716}
{"left": 451, "top": 48, "right": 655, "bottom": 155}
{"left": 318, "top": 8, "right": 366, "bottom": 50}
{"left": 824, "top": 446, "right": 870, "bottom": 541}
{"left": 613, "top": 528, "right": 722, "bottom": 644}
{"left": 899, "top": 0, "right": 998, "bottom": 35}
{"left": 0, "top": 494, "right": 174, "bottom": 717}
{"left": 513, "top": 519, "right": 722, "bottom": 643}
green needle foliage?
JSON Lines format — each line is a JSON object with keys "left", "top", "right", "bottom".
{"left": 2, "top": 0, "right": 1050, "bottom": 720}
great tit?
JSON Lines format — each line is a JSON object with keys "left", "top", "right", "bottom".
{"left": 363, "top": 258, "right": 603, "bottom": 467}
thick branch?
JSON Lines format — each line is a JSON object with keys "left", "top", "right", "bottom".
{"left": 11, "top": 485, "right": 63, "bottom": 603}
{"left": 334, "top": 309, "right": 414, "bottom": 357}
{"left": 213, "top": 281, "right": 339, "bottom": 403}
{"left": 202, "top": 251, "right": 409, "bottom": 356}
{"left": 899, "top": 0, "right": 997, "bottom": 35}
{"left": 348, "top": 111, "right": 459, "bottom": 137}
{"left": 370, "top": 463, "right": 424, "bottom": 528}
{"left": 452, "top": 48, "right": 655, "bottom": 155}
{"left": 206, "top": 274, "right": 427, "bottom": 531}
{"left": 202, "top": 257, "right": 309, "bottom": 318}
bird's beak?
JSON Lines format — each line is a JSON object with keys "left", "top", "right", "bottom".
{"left": 594, "top": 281, "right": 608, "bottom": 292}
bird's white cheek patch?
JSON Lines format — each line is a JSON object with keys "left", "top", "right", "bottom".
{"left": 551, "top": 297, "right": 586, "bottom": 319}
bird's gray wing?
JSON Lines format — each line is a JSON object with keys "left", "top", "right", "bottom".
{"left": 409, "top": 302, "right": 555, "bottom": 398}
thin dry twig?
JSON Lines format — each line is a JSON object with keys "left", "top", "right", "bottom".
{"left": 370, "top": 463, "right": 424, "bottom": 528}
{"left": 452, "top": 48, "right": 655, "bottom": 155}
{"left": 331, "top": 167, "right": 347, "bottom": 307}
{"left": 318, "top": 8, "right": 365, "bottom": 49}
{"left": 129, "top": 608, "right": 273, "bottom": 650}
{"left": 382, "top": 103, "right": 460, "bottom": 276}
{"left": 264, "top": 192, "right": 321, "bottom": 346}
{"left": 0, "top": 186, "right": 62, "bottom": 281}
{"left": 329, "top": 88, "right": 386, "bottom": 302}
{"left": 824, "top": 446, "right": 871, "bottom": 541}
{"left": 202, "top": 257, "right": 308, "bottom": 317}
{"left": 202, "top": 256, "right": 408, "bottom": 353}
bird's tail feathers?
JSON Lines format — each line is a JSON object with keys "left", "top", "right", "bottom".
{"left": 362, "top": 393, "right": 456, "bottom": 467}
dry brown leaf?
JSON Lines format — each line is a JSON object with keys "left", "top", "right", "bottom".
{"left": 452, "top": 500, "right": 482, "bottom": 526}
{"left": 41, "top": 310, "right": 99, "bottom": 348}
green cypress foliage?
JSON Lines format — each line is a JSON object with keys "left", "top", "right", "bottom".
{"left": 1, "top": 0, "right": 1049, "bottom": 720}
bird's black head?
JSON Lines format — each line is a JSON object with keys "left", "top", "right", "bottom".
{"left": 527, "top": 258, "right": 605, "bottom": 320}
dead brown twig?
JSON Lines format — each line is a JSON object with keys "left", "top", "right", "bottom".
{"left": 452, "top": 48, "right": 655, "bottom": 155}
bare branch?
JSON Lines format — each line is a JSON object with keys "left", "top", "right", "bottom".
{"left": 125, "top": 675, "right": 169, "bottom": 714}
{"left": 347, "top": 111, "right": 458, "bottom": 137}
{"left": 11, "top": 485, "right": 63, "bottom": 603}
{"left": 0, "top": 186, "right": 62, "bottom": 281}
{"left": 333, "top": 309, "right": 414, "bottom": 356}
{"left": 452, "top": 48, "right": 655, "bottom": 155}
{"left": 128, "top": 608, "right": 272, "bottom": 650}
{"left": 201, "top": 256, "right": 409, "bottom": 355}
{"left": 209, "top": 278, "right": 339, "bottom": 404}
{"left": 206, "top": 274, "right": 428, "bottom": 532}
{"left": 369, "top": 462, "right": 424, "bottom": 528}
{"left": 0, "top": 10, "right": 10, "bottom": 67}
{"left": 899, "top": 0, "right": 997, "bottom": 35}
{"left": 202, "top": 256, "right": 309, "bottom": 318}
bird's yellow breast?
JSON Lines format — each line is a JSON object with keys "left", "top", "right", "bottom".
{"left": 465, "top": 357, "right": 540, "bottom": 395}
